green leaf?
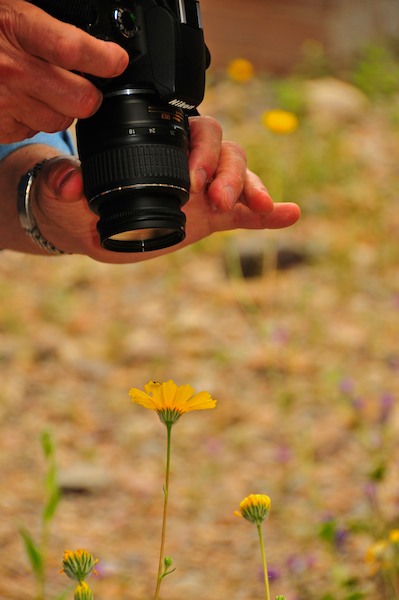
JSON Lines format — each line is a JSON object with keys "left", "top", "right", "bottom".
{"left": 318, "top": 518, "right": 337, "bottom": 545}
{"left": 41, "top": 430, "right": 54, "bottom": 460}
{"left": 43, "top": 488, "right": 61, "bottom": 523}
{"left": 368, "top": 462, "right": 386, "bottom": 482}
{"left": 44, "top": 462, "right": 58, "bottom": 495}
{"left": 160, "top": 568, "right": 176, "bottom": 580}
{"left": 19, "top": 528, "right": 43, "bottom": 578}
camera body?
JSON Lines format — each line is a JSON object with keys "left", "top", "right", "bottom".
{"left": 30, "top": 0, "right": 210, "bottom": 252}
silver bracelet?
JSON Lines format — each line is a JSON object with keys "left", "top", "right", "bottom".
{"left": 17, "top": 160, "right": 68, "bottom": 255}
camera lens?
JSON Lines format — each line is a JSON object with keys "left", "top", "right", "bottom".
{"left": 76, "top": 89, "right": 190, "bottom": 252}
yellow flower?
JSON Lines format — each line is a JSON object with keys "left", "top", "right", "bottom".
{"left": 129, "top": 380, "right": 217, "bottom": 426}
{"left": 61, "top": 549, "right": 98, "bottom": 583}
{"left": 235, "top": 494, "right": 271, "bottom": 525}
{"left": 227, "top": 58, "right": 255, "bottom": 83}
{"left": 389, "top": 529, "right": 399, "bottom": 544}
{"left": 261, "top": 109, "right": 299, "bottom": 134}
{"left": 365, "top": 539, "right": 389, "bottom": 573}
{"left": 74, "top": 581, "right": 93, "bottom": 600}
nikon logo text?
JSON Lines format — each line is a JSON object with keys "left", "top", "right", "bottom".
{"left": 169, "top": 99, "right": 195, "bottom": 110}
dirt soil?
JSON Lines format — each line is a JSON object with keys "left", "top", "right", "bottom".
{"left": 1, "top": 89, "right": 399, "bottom": 600}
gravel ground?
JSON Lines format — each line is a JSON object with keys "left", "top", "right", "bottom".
{"left": 1, "top": 80, "right": 399, "bottom": 600}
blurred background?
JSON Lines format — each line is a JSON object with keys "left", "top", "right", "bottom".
{"left": 1, "top": 2, "right": 399, "bottom": 599}
{"left": 201, "top": 0, "right": 399, "bottom": 73}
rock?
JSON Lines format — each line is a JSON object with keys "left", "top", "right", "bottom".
{"left": 58, "top": 464, "right": 112, "bottom": 495}
{"left": 304, "top": 77, "right": 369, "bottom": 128}
{"left": 224, "top": 236, "right": 309, "bottom": 279}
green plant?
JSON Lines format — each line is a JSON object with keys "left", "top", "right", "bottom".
{"left": 351, "top": 45, "right": 399, "bottom": 98}
{"left": 129, "top": 380, "right": 217, "bottom": 600}
{"left": 61, "top": 549, "right": 98, "bottom": 600}
{"left": 235, "top": 494, "right": 286, "bottom": 600}
{"left": 20, "top": 431, "right": 64, "bottom": 600}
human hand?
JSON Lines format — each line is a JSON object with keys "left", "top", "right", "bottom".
{"left": 185, "top": 116, "right": 301, "bottom": 244}
{"left": 0, "top": 0, "right": 128, "bottom": 142}
{"left": 23, "top": 116, "right": 300, "bottom": 262}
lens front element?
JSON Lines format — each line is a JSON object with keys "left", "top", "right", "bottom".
{"left": 96, "top": 192, "right": 187, "bottom": 252}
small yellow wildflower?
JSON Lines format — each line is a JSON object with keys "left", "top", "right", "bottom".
{"left": 389, "top": 529, "right": 399, "bottom": 544}
{"left": 261, "top": 109, "right": 299, "bottom": 134}
{"left": 129, "top": 380, "right": 217, "bottom": 426}
{"left": 227, "top": 58, "right": 255, "bottom": 83}
{"left": 235, "top": 493, "right": 271, "bottom": 526}
{"left": 235, "top": 494, "right": 273, "bottom": 600}
{"left": 74, "top": 581, "right": 94, "bottom": 600}
{"left": 61, "top": 549, "right": 98, "bottom": 583}
{"left": 365, "top": 539, "right": 389, "bottom": 573}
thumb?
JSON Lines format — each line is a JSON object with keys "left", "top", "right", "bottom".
{"left": 44, "top": 156, "right": 85, "bottom": 202}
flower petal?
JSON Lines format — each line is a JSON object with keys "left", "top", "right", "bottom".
{"left": 174, "top": 383, "right": 196, "bottom": 406}
{"left": 129, "top": 388, "right": 158, "bottom": 410}
{"left": 183, "top": 391, "right": 217, "bottom": 412}
{"left": 130, "top": 380, "right": 217, "bottom": 417}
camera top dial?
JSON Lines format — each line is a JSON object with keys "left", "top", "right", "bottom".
{"left": 113, "top": 6, "right": 138, "bottom": 38}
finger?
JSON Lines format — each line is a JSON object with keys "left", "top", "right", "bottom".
{"left": 13, "top": 94, "right": 74, "bottom": 134}
{"left": 207, "top": 202, "right": 301, "bottom": 233}
{"left": 43, "top": 156, "right": 84, "bottom": 203}
{"left": 35, "top": 156, "right": 98, "bottom": 255}
{"left": 237, "top": 169, "right": 274, "bottom": 214}
{"left": 207, "top": 141, "right": 248, "bottom": 211}
{"left": 0, "top": 117, "right": 39, "bottom": 143}
{"left": 257, "top": 202, "right": 301, "bottom": 229}
{"left": 188, "top": 116, "right": 222, "bottom": 192}
{"left": 19, "top": 3, "right": 129, "bottom": 79}
{"left": 25, "top": 63, "right": 104, "bottom": 119}
{"left": 1, "top": 45, "right": 103, "bottom": 121}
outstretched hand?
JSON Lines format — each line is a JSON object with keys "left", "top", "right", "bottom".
{"left": 29, "top": 116, "right": 300, "bottom": 262}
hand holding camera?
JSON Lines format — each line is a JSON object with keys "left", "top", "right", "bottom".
{"left": 0, "top": 1, "right": 300, "bottom": 261}
{"left": 31, "top": 0, "right": 210, "bottom": 253}
{"left": 1, "top": 116, "right": 300, "bottom": 260}
{"left": 0, "top": 0, "right": 128, "bottom": 141}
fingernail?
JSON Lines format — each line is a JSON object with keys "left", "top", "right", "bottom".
{"left": 223, "top": 185, "right": 236, "bottom": 209}
{"left": 192, "top": 167, "right": 207, "bottom": 191}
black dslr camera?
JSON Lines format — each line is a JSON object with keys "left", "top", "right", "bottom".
{"left": 30, "top": 0, "right": 210, "bottom": 252}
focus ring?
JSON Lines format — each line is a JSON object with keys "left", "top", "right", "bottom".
{"left": 82, "top": 144, "right": 190, "bottom": 201}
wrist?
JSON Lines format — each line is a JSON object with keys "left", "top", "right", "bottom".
{"left": 17, "top": 160, "right": 72, "bottom": 256}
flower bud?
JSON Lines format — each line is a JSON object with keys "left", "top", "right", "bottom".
{"left": 235, "top": 494, "right": 271, "bottom": 526}
{"left": 61, "top": 549, "right": 98, "bottom": 583}
{"left": 74, "top": 581, "right": 94, "bottom": 600}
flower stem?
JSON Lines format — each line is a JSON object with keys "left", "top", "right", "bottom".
{"left": 257, "top": 523, "right": 270, "bottom": 600}
{"left": 154, "top": 423, "right": 172, "bottom": 600}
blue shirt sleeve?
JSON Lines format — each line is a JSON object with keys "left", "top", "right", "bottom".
{"left": 0, "top": 130, "right": 76, "bottom": 161}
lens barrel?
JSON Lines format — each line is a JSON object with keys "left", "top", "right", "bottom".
{"left": 76, "top": 89, "right": 190, "bottom": 252}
